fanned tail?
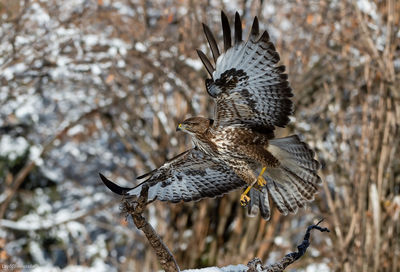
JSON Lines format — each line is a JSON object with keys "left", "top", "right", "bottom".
{"left": 247, "top": 135, "right": 321, "bottom": 219}
{"left": 267, "top": 135, "right": 321, "bottom": 215}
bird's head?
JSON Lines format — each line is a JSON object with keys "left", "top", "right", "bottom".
{"left": 176, "top": 117, "right": 213, "bottom": 135}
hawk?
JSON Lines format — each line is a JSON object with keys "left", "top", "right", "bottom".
{"left": 100, "top": 11, "right": 321, "bottom": 220}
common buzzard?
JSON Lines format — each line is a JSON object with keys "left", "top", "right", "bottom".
{"left": 100, "top": 11, "right": 321, "bottom": 220}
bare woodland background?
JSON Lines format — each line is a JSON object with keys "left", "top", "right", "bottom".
{"left": 0, "top": 0, "right": 399, "bottom": 271}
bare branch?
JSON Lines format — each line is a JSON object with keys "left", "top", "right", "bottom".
{"left": 122, "top": 186, "right": 180, "bottom": 272}
{"left": 120, "top": 183, "right": 330, "bottom": 272}
{"left": 248, "top": 219, "right": 330, "bottom": 272}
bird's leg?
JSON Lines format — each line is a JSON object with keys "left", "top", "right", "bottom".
{"left": 240, "top": 186, "right": 252, "bottom": 206}
{"left": 257, "top": 166, "right": 267, "bottom": 187}
{"left": 240, "top": 167, "right": 267, "bottom": 207}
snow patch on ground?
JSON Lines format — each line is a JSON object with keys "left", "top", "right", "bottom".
{"left": 183, "top": 264, "right": 248, "bottom": 272}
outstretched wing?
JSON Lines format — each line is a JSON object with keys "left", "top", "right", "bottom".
{"left": 100, "top": 148, "right": 245, "bottom": 203}
{"left": 197, "top": 11, "right": 293, "bottom": 137}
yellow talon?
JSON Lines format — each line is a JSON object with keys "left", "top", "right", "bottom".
{"left": 240, "top": 185, "right": 252, "bottom": 206}
{"left": 240, "top": 193, "right": 251, "bottom": 206}
{"left": 240, "top": 167, "right": 268, "bottom": 206}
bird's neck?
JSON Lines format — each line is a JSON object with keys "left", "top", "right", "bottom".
{"left": 191, "top": 130, "right": 217, "bottom": 156}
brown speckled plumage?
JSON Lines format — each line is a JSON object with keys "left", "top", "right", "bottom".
{"left": 101, "top": 11, "right": 321, "bottom": 220}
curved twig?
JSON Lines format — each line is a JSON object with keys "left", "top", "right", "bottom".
{"left": 122, "top": 185, "right": 180, "bottom": 272}
{"left": 247, "top": 219, "right": 330, "bottom": 272}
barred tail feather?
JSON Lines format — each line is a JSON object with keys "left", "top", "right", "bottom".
{"left": 247, "top": 187, "right": 271, "bottom": 220}
{"left": 262, "top": 135, "right": 321, "bottom": 215}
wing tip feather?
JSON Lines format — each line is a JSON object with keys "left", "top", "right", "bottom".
{"left": 250, "top": 16, "right": 260, "bottom": 40}
{"left": 202, "top": 23, "right": 220, "bottom": 63}
{"left": 234, "top": 11, "right": 242, "bottom": 44}
{"left": 258, "top": 30, "right": 270, "bottom": 42}
{"left": 99, "top": 173, "right": 131, "bottom": 195}
{"left": 221, "top": 10, "right": 232, "bottom": 51}
{"left": 196, "top": 49, "right": 214, "bottom": 77}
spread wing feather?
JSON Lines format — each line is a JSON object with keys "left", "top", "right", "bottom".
{"left": 197, "top": 11, "right": 293, "bottom": 136}
{"left": 234, "top": 12, "right": 242, "bottom": 43}
{"left": 101, "top": 149, "right": 245, "bottom": 203}
{"left": 221, "top": 11, "right": 231, "bottom": 51}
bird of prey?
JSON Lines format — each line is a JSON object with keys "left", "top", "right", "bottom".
{"left": 100, "top": 11, "right": 321, "bottom": 220}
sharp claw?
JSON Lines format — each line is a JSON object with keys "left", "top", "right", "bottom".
{"left": 240, "top": 194, "right": 250, "bottom": 207}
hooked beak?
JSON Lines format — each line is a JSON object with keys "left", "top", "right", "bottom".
{"left": 176, "top": 123, "right": 183, "bottom": 131}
